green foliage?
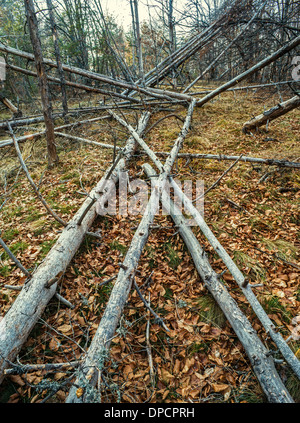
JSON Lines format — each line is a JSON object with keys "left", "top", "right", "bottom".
{"left": 286, "top": 371, "right": 300, "bottom": 402}
{"left": 0, "top": 1, "right": 30, "bottom": 51}
{"left": 1, "top": 228, "right": 19, "bottom": 242}
{"left": 233, "top": 387, "right": 265, "bottom": 403}
{"left": 0, "top": 265, "right": 10, "bottom": 277}
{"left": 145, "top": 245, "right": 156, "bottom": 269}
{"left": 164, "top": 243, "right": 181, "bottom": 269}
{"left": 261, "top": 238, "right": 298, "bottom": 260}
{"left": 262, "top": 295, "right": 292, "bottom": 324}
{"left": 233, "top": 250, "right": 266, "bottom": 282}
{"left": 40, "top": 239, "right": 56, "bottom": 258}
{"left": 2, "top": 241, "right": 28, "bottom": 260}
{"left": 197, "top": 294, "right": 227, "bottom": 328}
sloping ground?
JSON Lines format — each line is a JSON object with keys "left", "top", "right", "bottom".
{"left": 0, "top": 88, "right": 299, "bottom": 403}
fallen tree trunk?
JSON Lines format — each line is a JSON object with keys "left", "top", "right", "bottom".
{"left": 115, "top": 119, "right": 300, "bottom": 381}
{"left": 190, "top": 80, "right": 295, "bottom": 97}
{"left": 0, "top": 111, "right": 151, "bottom": 385}
{"left": 65, "top": 100, "right": 196, "bottom": 403}
{"left": 6, "top": 63, "right": 141, "bottom": 103}
{"left": 143, "top": 163, "right": 294, "bottom": 403}
{"left": 183, "top": 0, "right": 268, "bottom": 93}
{"left": 0, "top": 113, "right": 129, "bottom": 149}
{"left": 0, "top": 106, "right": 116, "bottom": 131}
{"left": 123, "top": 19, "right": 221, "bottom": 95}
{"left": 196, "top": 35, "right": 300, "bottom": 107}
{"left": 168, "top": 179, "right": 300, "bottom": 381}
{"left": 242, "top": 95, "right": 300, "bottom": 133}
{"left": 0, "top": 43, "right": 193, "bottom": 103}
{"left": 54, "top": 132, "right": 121, "bottom": 151}
{"left": 10, "top": 131, "right": 296, "bottom": 170}
{"left": 0, "top": 131, "right": 45, "bottom": 148}
{"left": 8, "top": 122, "right": 67, "bottom": 227}
{"left": 0, "top": 94, "right": 21, "bottom": 117}
{"left": 142, "top": 0, "right": 261, "bottom": 90}
{"left": 132, "top": 0, "right": 256, "bottom": 92}
{"left": 157, "top": 152, "right": 300, "bottom": 169}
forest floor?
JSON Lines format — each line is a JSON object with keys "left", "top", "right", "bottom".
{"left": 0, "top": 85, "right": 299, "bottom": 403}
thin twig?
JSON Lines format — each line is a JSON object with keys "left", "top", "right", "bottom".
{"left": 133, "top": 280, "right": 170, "bottom": 332}
{"left": 0, "top": 236, "right": 31, "bottom": 278}
{"left": 146, "top": 294, "right": 155, "bottom": 388}
{"left": 4, "top": 360, "right": 81, "bottom": 376}
{"left": 4, "top": 285, "right": 74, "bottom": 308}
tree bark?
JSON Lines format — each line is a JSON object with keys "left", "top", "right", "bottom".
{"left": 24, "top": 0, "right": 58, "bottom": 167}
{"left": 46, "top": 0, "right": 69, "bottom": 120}
{"left": 8, "top": 122, "right": 67, "bottom": 227}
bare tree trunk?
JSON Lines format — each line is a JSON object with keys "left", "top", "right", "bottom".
{"left": 183, "top": 0, "right": 268, "bottom": 93}
{"left": 156, "top": 152, "right": 300, "bottom": 169}
{"left": 197, "top": 35, "right": 300, "bottom": 107}
{"left": 46, "top": 0, "right": 69, "bottom": 121}
{"left": 132, "top": 0, "right": 145, "bottom": 85}
{"left": 168, "top": 0, "right": 177, "bottom": 88}
{"left": 143, "top": 163, "right": 294, "bottom": 403}
{"left": 243, "top": 95, "right": 300, "bottom": 133}
{"left": 129, "top": 0, "right": 137, "bottom": 72}
{"left": 24, "top": 0, "right": 58, "bottom": 167}
{"left": 0, "top": 112, "right": 151, "bottom": 386}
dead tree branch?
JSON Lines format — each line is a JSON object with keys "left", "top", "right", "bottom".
{"left": 243, "top": 95, "right": 300, "bottom": 133}
{"left": 143, "top": 163, "right": 294, "bottom": 403}
{"left": 0, "top": 112, "right": 151, "bottom": 386}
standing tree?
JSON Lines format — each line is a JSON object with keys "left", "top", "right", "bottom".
{"left": 167, "top": 0, "right": 177, "bottom": 87}
{"left": 46, "top": 0, "right": 69, "bottom": 121}
{"left": 130, "top": 0, "right": 145, "bottom": 85}
{"left": 24, "top": 0, "right": 58, "bottom": 167}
